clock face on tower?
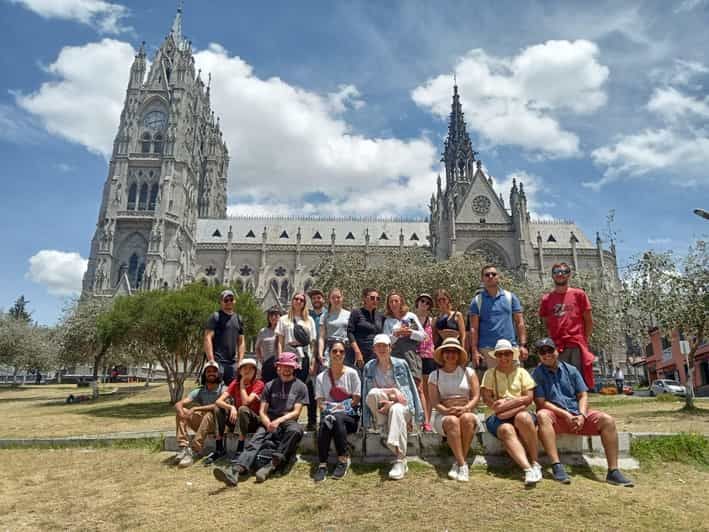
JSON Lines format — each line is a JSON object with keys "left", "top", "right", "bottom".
{"left": 472, "top": 195, "right": 491, "bottom": 215}
{"left": 143, "top": 110, "right": 167, "bottom": 130}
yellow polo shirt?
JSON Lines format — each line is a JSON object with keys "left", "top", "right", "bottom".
{"left": 481, "top": 367, "right": 535, "bottom": 400}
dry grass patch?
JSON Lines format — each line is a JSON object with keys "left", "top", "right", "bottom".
{"left": 1, "top": 448, "right": 708, "bottom": 531}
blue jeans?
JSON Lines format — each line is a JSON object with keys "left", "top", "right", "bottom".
{"left": 485, "top": 412, "right": 537, "bottom": 439}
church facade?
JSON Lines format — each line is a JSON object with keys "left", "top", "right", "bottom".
{"left": 83, "top": 9, "right": 618, "bottom": 312}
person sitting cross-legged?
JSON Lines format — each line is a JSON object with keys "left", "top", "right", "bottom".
{"left": 213, "top": 352, "right": 308, "bottom": 486}
{"left": 481, "top": 339, "right": 542, "bottom": 486}
{"left": 362, "top": 334, "right": 423, "bottom": 480}
{"left": 428, "top": 337, "right": 480, "bottom": 482}
{"left": 313, "top": 340, "right": 362, "bottom": 482}
{"left": 173, "top": 361, "right": 224, "bottom": 468}
{"left": 207, "top": 357, "right": 265, "bottom": 465}
{"left": 532, "top": 337, "right": 634, "bottom": 487}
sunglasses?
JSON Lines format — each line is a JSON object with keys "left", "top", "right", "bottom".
{"left": 368, "top": 295, "right": 380, "bottom": 300}
{"left": 483, "top": 272, "right": 498, "bottom": 278}
{"left": 552, "top": 268, "right": 571, "bottom": 275}
{"left": 293, "top": 297, "right": 305, "bottom": 302}
{"left": 223, "top": 297, "right": 234, "bottom": 302}
{"left": 443, "top": 349, "right": 459, "bottom": 355}
{"left": 539, "top": 348, "right": 555, "bottom": 355}
{"left": 330, "top": 348, "right": 345, "bottom": 354}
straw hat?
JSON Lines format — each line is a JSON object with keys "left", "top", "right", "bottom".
{"left": 433, "top": 337, "right": 468, "bottom": 367}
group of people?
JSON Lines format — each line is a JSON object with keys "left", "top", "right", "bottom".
{"left": 172, "top": 262, "right": 633, "bottom": 488}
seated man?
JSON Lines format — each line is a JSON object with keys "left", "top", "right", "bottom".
{"left": 362, "top": 334, "right": 423, "bottom": 480}
{"left": 173, "top": 361, "right": 224, "bottom": 467}
{"left": 481, "top": 339, "right": 542, "bottom": 486}
{"left": 209, "top": 357, "right": 265, "bottom": 464}
{"left": 213, "top": 352, "right": 308, "bottom": 486}
{"left": 532, "top": 338, "right": 634, "bottom": 487}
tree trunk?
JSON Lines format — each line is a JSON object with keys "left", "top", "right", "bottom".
{"left": 12, "top": 367, "right": 18, "bottom": 385}
{"left": 92, "top": 346, "right": 108, "bottom": 380}
{"left": 684, "top": 350, "right": 696, "bottom": 410}
{"left": 145, "top": 362, "right": 153, "bottom": 387}
{"left": 168, "top": 375, "right": 184, "bottom": 404}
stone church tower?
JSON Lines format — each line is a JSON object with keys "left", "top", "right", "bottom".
{"left": 82, "top": 7, "right": 229, "bottom": 295}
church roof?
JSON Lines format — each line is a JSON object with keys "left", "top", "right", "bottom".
{"left": 529, "top": 220, "right": 596, "bottom": 249}
{"left": 196, "top": 217, "right": 430, "bottom": 247}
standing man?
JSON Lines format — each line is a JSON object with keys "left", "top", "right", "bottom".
{"left": 469, "top": 265, "right": 527, "bottom": 371}
{"left": 532, "top": 338, "right": 634, "bottom": 487}
{"left": 308, "top": 288, "right": 326, "bottom": 367}
{"left": 348, "top": 288, "right": 385, "bottom": 369}
{"left": 212, "top": 352, "right": 308, "bottom": 486}
{"left": 614, "top": 366, "right": 625, "bottom": 394}
{"left": 204, "top": 289, "right": 245, "bottom": 386}
{"left": 539, "top": 263, "right": 595, "bottom": 389}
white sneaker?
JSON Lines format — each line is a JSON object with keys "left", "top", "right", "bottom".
{"left": 447, "top": 463, "right": 459, "bottom": 480}
{"left": 456, "top": 464, "right": 470, "bottom": 482}
{"left": 388, "top": 459, "right": 408, "bottom": 480}
{"left": 532, "top": 462, "right": 543, "bottom": 479}
{"left": 174, "top": 447, "right": 188, "bottom": 463}
{"left": 178, "top": 447, "right": 194, "bottom": 468}
{"left": 524, "top": 466, "right": 542, "bottom": 485}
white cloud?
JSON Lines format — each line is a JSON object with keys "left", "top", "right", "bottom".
{"left": 649, "top": 59, "right": 709, "bottom": 88}
{"left": 15, "top": 38, "right": 136, "bottom": 157}
{"left": 9, "top": 0, "right": 130, "bottom": 34}
{"left": 647, "top": 237, "right": 672, "bottom": 245}
{"left": 492, "top": 170, "right": 555, "bottom": 221}
{"left": 587, "top": 86, "right": 709, "bottom": 189}
{"left": 411, "top": 40, "right": 609, "bottom": 158}
{"left": 674, "top": 0, "right": 708, "bottom": 13}
{"left": 0, "top": 104, "right": 44, "bottom": 144}
{"left": 26, "top": 250, "right": 87, "bottom": 296}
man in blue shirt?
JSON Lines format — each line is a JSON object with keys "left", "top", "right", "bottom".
{"left": 532, "top": 337, "right": 634, "bottom": 487}
{"left": 469, "top": 264, "right": 527, "bottom": 370}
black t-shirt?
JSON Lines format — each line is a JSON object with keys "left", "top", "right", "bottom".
{"left": 205, "top": 310, "right": 243, "bottom": 364}
{"left": 261, "top": 378, "right": 309, "bottom": 419}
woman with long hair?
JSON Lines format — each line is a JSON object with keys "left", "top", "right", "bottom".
{"left": 256, "top": 307, "right": 281, "bottom": 382}
{"left": 318, "top": 288, "right": 351, "bottom": 368}
{"left": 432, "top": 288, "right": 466, "bottom": 348}
{"left": 383, "top": 291, "right": 426, "bottom": 383}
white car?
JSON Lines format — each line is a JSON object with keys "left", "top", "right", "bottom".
{"left": 650, "top": 379, "right": 687, "bottom": 397}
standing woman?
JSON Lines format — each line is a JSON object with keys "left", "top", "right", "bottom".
{"left": 433, "top": 289, "right": 466, "bottom": 348}
{"left": 256, "top": 307, "right": 281, "bottom": 383}
{"left": 276, "top": 292, "right": 318, "bottom": 430}
{"left": 414, "top": 293, "right": 435, "bottom": 432}
{"left": 318, "top": 288, "right": 351, "bottom": 368}
{"left": 383, "top": 291, "right": 426, "bottom": 383}
{"left": 347, "top": 288, "right": 385, "bottom": 370}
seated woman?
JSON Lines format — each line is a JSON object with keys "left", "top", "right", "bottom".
{"left": 313, "top": 340, "right": 361, "bottom": 482}
{"left": 428, "top": 338, "right": 480, "bottom": 482}
{"left": 362, "top": 334, "right": 423, "bottom": 480}
{"left": 212, "top": 357, "right": 265, "bottom": 461}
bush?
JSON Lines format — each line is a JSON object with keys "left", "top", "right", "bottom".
{"left": 631, "top": 433, "right": 709, "bottom": 468}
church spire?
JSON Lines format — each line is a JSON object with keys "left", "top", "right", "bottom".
{"left": 442, "top": 84, "right": 476, "bottom": 188}
{"left": 171, "top": 1, "right": 185, "bottom": 47}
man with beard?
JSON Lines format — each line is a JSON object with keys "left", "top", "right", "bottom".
{"left": 204, "top": 289, "right": 245, "bottom": 386}
{"left": 539, "top": 263, "right": 595, "bottom": 388}
{"left": 173, "top": 361, "right": 224, "bottom": 467}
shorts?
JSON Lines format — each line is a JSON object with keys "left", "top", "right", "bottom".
{"left": 485, "top": 412, "right": 537, "bottom": 439}
{"left": 431, "top": 411, "right": 478, "bottom": 435}
{"left": 392, "top": 350, "right": 423, "bottom": 381}
{"left": 421, "top": 358, "right": 439, "bottom": 376}
{"left": 537, "top": 408, "right": 604, "bottom": 436}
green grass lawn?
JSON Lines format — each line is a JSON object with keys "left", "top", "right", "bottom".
{"left": 1, "top": 383, "right": 708, "bottom": 438}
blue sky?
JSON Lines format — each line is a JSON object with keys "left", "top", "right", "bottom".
{"left": 1, "top": 0, "right": 707, "bottom": 324}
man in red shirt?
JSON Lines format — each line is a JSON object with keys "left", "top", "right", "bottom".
{"left": 539, "top": 262, "right": 595, "bottom": 388}
{"left": 211, "top": 357, "right": 265, "bottom": 460}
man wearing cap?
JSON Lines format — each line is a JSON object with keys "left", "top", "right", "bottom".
{"left": 469, "top": 264, "right": 528, "bottom": 372}
{"left": 213, "top": 357, "right": 265, "bottom": 461}
{"left": 204, "top": 289, "right": 245, "bottom": 386}
{"left": 213, "top": 352, "right": 309, "bottom": 486}
{"left": 481, "top": 339, "right": 542, "bottom": 485}
{"left": 532, "top": 338, "right": 634, "bottom": 487}
{"left": 173, "top": 361, "right": 225, "bottom": 467}
{"left": 539, "top": 262, "right": 595, "bottom": 389}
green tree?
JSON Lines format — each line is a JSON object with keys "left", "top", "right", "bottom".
{"left": 57, "top": 297, "right": 114, "bottom": 378}
{"left": 8, "top": 295, "right": 32, "bottom": 323}
{"left": 0, "top": 315, "right": 58, "bottom": 383}
{"left": 621, "top": 241, "right": 708, "bottom": 409}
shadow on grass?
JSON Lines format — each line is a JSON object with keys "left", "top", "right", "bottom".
{"left": 82, "top": 400, "right": 173, "bottom": 419}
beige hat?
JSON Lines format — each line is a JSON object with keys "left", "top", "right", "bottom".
{"left": 433, "top": 337, "right": 468, "bottom": 367}
{"left": 491, "top": 338, "right": 518, "bottom": 358}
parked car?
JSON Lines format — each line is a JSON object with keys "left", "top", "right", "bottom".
{"left": 650, "top": 379, "right": 686, "bottom": 397}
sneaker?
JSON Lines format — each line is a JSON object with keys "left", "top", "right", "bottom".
{"left": 202, "top": 448, "right": 227, "bottom": 467}
{"left": 313, "top": 465, "right": 328, "bottom": 482}
{"left": 332, "top": 459, "right": 349, "bottom": 480}
{"left": 524, "top": 467, "right": 542, "bottom": 486}
{"left": 213, "top": 465, "right": 239, "bottom": 487}
{"left": 173, "top": 447, "right": 188, "bottom": 463}
{"left": 551, "top": 462, "right": 571, "bottom": 484}
{"left": 255, "top": 461, "right": 276, "bottom": 483}
{"left": 177, "top": 447, "right": 194, "bottom": 468}
{"left": 532, "top": 461, "right": 543, "bottom": 478}
{"left": 456, "top": 464, "right": 470, "bottom": 482}
{"left": 388, "top": 459, "right": 408, "bottom": 480}
{"left": 447, "top": 463, "right": 459, "bottom": 480}
{"left": 606, "top": 469, "right": 634, "bottom": 487}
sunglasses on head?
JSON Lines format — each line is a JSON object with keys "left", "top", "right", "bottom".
{"left": 483, "top": 272, "right": 498, "bottom": 278}
{"left": 552, "top": 268, "right": 571, "bottom": 275}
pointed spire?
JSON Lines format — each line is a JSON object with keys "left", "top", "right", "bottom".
{"left": 171, "top": 1, "right": 184, "bottom": 44}
{"left": 442, "top": 84, "right": 477, "bottom": 185}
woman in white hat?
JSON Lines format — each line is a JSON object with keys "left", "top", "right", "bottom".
{"left": 429, "top": 338, "right": 480, "bottom": 482}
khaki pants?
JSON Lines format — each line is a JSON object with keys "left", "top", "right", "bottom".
{"left": 176, "top": 410, "right": 216, "bottom": 452}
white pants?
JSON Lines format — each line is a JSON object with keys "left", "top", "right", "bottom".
{"left": 366, "top": 389, "right": 411, "bottom": 456}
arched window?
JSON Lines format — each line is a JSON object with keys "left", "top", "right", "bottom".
{"left": 270, "top": 279, "right": 279, "bottom": 296}
{"left": 280, "top": 279, "right": 290, "bottom": 306}
{"left": 128, "top": 253, "right": 139, "bottom": 287}
{"left": 136, "top": 262, "right": 145, "bottom": 289}
{"left": 138, "top": 183, "right": 148, "bottom": 210}
{"left": 153, "top": 133, "right": 163, "bottom": 154}
{"left": 127, "top": 183, "right": 137, "bottom": 210}
{"left": 149, "top": 184, "right": 159, "bottom": 210}
{"left": 141, "top": 132, "right": 151, "bottom": 153}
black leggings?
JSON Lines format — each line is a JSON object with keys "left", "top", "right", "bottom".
{"left": 317, "top": 412, "right": 359, "bottom": 463}
{"left": 295, "top": 354, "right": 317, "bottom": 427}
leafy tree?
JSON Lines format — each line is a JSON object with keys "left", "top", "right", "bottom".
{"left": 8, "top": 295, "right": 32, "bottom": 323}
{"left": 620, "top": 240, "right": 708, "bottom": 409}
{"left": 57, "top": 297, "right": 114, "bottom": 378}
{"left": 0, "top": 315, "right": 58, "bottom": 382}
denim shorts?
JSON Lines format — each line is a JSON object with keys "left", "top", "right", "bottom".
{"left": 485, "top": 412, "right": 537, "bottom": 439}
